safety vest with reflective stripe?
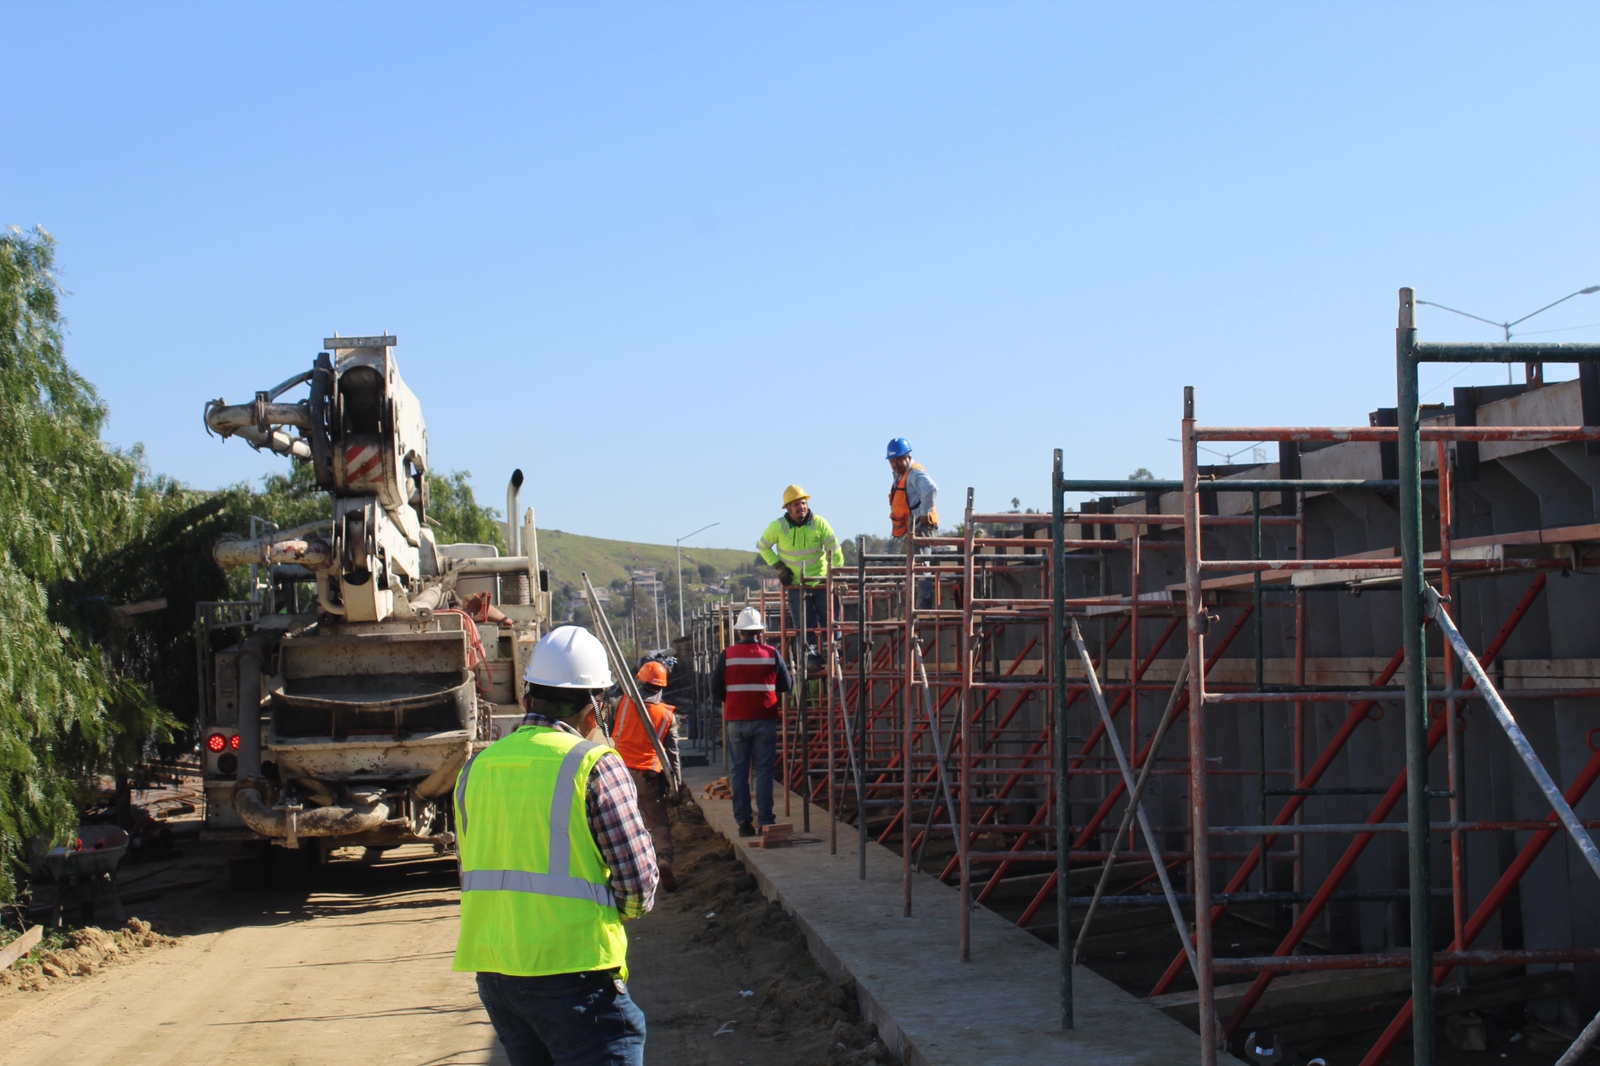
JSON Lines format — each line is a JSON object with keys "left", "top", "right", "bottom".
{"left": 756, "top": 513, "right": 845, "bottom": 584}
{"left": 723, "top": 640, "right": 781, "bottom": 720}
{"left": 890, "top": 462, "right": 940, "bottom": 538}
{"left": 613, "top": 696, "right": 674, "bottom": 773}
{"left": 452, "top": 726, "right": 629, "bottom": 978}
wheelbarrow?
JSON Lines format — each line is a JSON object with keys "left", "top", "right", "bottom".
{"left": 43, "top": 825, "right": 128, "bottom": 927}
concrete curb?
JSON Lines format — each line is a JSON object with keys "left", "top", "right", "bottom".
{"left": 684, "top": 768, "right": 1240, "bottom": 1066}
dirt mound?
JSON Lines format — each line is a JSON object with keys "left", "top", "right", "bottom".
{"left": 0, "top": 919, "right": 174, "bottom": 992}
{"left": 652, "top": 807, "right": 891, "bottom": 1064}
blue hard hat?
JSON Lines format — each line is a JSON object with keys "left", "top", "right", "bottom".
{"left": 886, "top": 437, "right": 912, "bottom": 459}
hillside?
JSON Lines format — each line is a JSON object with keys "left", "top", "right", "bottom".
{"left": 533, "top": 529, "right": 759, "bottom": 592}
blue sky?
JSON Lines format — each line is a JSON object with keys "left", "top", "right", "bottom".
{"left": 4, "top": 2, "right": 1598, "bottom": 550}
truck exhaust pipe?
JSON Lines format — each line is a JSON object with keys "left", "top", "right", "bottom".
{"left": 505, "top": 469, "right": 531, "bottom": 605}
{"left": 506, "top": 469, "right": 523, "bottom": 557}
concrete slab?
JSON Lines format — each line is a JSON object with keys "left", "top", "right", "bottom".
{"left": 685, "top": 767, "right": 1241, "bottom": 1066}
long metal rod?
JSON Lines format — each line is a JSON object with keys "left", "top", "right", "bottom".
{"left": 1052, "top": 450, "right": 1074, "bottom": 1029}
{"left": 799, "top": 564, "right": 811, "bottom": 834}
{"left": 958, "top": 488, "right": 976, "bottom": 961}
{"left": 857, "top": 537, "right": 869, "bottom": 880}
{"left": 1218, "top": 948, "right": 1600, "bottom": 972}
{"left": 826, "top": 574, "right": 836, "bottom": 854}
{"left": 1182, "top": 385, "right": 1218, "bottom": 1063}
{"left": 1395, "top": 287, "right": 1435, "bottom": 1066}
{"left": 1252, "top": 490, "right": 1265, "bottom": 893}
{"left": 903, "top": 526, "right": 915, "bottom": 916}
{"left": 581, "top": 572, "right": 677, "bottom": 790}
{"left": 1072, "top": 660, "right": 1189, "bottom": 960}
{"left": 1071, "top": 619, "right": 1199, "bottom": 980}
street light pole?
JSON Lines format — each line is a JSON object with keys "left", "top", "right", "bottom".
{"left": 1419, "top": 285, "right": 1600, "bottom": 384}
{"left": 675, "top": 521, "right": 721, "bottom": 639}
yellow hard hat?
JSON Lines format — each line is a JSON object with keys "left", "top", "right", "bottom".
{"left": 782, "top": 484, "right": 810, "bottom": 506}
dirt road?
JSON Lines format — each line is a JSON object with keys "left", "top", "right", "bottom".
{"left": 0, "top": 846, "right": 499, "bottom": 1066}
{"left": 0, "top": 815, "right": 887, "bottom": 1066}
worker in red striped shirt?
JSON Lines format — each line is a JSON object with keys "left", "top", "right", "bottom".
{"left": 709, "top": 607, "right": 793, "bottom": 836}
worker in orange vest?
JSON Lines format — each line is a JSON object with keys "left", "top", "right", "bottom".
{"left": 887, "top": 437, "right": 940, "bottom": 608}
{"left": 611, "top": 660, "right": 684, "bottom": 891}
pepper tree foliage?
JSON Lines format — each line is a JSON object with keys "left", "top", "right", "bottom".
{"left": 0, "top": 228, "right": 182, "bottom": 896}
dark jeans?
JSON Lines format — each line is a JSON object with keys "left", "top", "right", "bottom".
{"left": 477, "top": 970, "right": 646, "bottom": 1066}
{"left": 887, "top": 537, "right": 939, "bottom": 609}
{"left": 726, "top": 717, "right": 777, "bottom": 827}
{"left": 785, "top": 586, "right": 830, "bottom": 653}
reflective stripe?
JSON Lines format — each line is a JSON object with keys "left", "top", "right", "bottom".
{"left": 726, "top": 683, "right": 777, "bottom": 692}
{"left": 757, "top": 537, "right": 775, "bottom": 549}
{"left": 461, "top": 868, "right": 618, "bottom": 908}
{"left": 548, "top": 740, "right": 599, "bottom": 876}
{"left": 775, "top": 547, "right": 825, "bottom": 562}
{"left": 456, "top": 749, "right": 482, "bottom": 838}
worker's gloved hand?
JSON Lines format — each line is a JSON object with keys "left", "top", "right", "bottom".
{"left": 775, "top": 563, "right": 795, "bottom": 586}
{"left": 666, "top": 781, "right": 684, "bottom": 807}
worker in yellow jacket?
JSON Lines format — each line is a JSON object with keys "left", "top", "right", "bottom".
{"left": 757, "top": 485, "right": 844, "bottom": 669}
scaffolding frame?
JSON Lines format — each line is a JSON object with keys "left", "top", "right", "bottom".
{"left": 678, "top": 289, "right": 1600, "bottom": 1063}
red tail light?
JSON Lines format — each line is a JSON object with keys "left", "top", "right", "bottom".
{"left": 206, "top": 733, "right": 226, "bottom": 753}
{"left": 230, "top": 734, "right": 241, "bottom": 750}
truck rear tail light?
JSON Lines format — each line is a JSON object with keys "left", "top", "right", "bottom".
{"left": 231, "top": 734, "right": 241, "bottom": 750}
{"left": 206, "top": 733, "right": 227, "bottom": 753}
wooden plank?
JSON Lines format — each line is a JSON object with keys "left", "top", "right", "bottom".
{"left": 1452, "top": 521, "right": 1600, "bottom": 551}
{"left": 0, "top": 926, "right": 43, "bottom": 969}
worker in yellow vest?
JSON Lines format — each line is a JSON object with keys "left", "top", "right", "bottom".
{"left": 611, "top": 660, "right": 684, "bottom": 892}
{"left": 757, "top": 484, "right": 844, "bottom": 669}
{"left": 454, "top": 625, "right": 658, "bottom": 1066}
{"left": 887, "top": 438, "right": 940, "bottom": 609}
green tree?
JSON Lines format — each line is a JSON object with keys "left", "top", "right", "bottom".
{"left": 427, "top": 470, "right": 507, "bottom": 549}
{"left": 840, "top": 534, "right": 890, "bottom": 564}
{"left": 0, "top": 228, "right": 174, "bottom": 898}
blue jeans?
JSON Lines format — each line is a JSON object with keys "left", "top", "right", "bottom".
{"left": 476, "top": 970, "right": 646, "bottom": 1066}
{"left": 726, "top": 718, "right": 778, "bottom": 827}
{"left": 786, "top": 586, "right": 830, "bottom": 650}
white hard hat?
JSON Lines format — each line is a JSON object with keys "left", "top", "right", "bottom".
{"left": 523, "top": 625, "right": 613, "bottom": 689}
{"left": 734, "top": 607, "right": 766, "bottom": 632}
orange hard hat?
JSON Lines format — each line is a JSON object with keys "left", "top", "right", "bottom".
{"left": 636, "top": 661, "right": 670, "bottom": 688}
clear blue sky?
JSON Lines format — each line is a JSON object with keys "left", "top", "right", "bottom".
{"left": 5, "top": 2, "right": 1598, "bottom": 550}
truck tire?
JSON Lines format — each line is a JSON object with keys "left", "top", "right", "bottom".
{"left": 228, "top": 844, "right": 273, "bottom": 890}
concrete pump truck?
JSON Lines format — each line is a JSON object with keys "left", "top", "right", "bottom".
{"left": 196, "top": 336, "right": 547, "bottom": 887}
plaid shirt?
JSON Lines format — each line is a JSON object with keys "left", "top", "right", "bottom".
{"left": 519, "top": 712, "right": 659, "bottom": 919}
